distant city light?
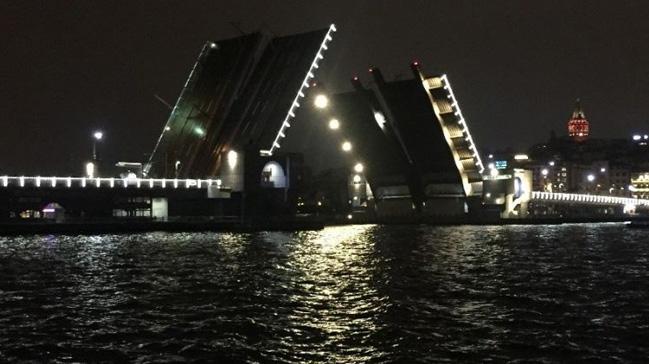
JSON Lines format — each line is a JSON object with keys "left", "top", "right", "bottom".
{"left": 488, "top": 154, "right": 494, "bottom": 159}
{"left": 328, "top": 118, "right": 340, "bottom": 130}
{"left": 549, "top": 161, "right": 555, "bottom": 166}
{"left": 354, "top": 163, "right": 364, "bottom": 173}
{"left": 194, "top": 126, "right": 205, "bottom": 136}
{"left": 514, "top": 154, "right": 529, "bottom": 161}
{"left": 633, "top": 134, "right": 642, "bottom": 141}
{"left": 541, "top": 168, "right": 549, "bottom": 176}
{"left": 342, "top": 141, "right": 352, "bottom": 152}
{"left": 93, "top": 131, "right": 103, "bottom": 140}
{"left": 587, "top": 174, "right": 595, "bottom": 182}
{"left": 314, "top": 94, "right": 329, "bottom": 109}
{"left": 165, "top": 126, "right": 171, "bottom": 131}
{"left": 347, "top": 214, "right": 353, "bottom": 220}
{"left": 488, "top": 162, "right": 495, "bottom": 169}
{"left": 353, "top": 174, "right": 362, "bottom": 183}
{"left": 490, "top": 168, "right": 499, "bottom": 177}
{"left": 494, "top": 160, "right": 508, "bottom": 170}
{"left": 600, "top": 167, "right": 606, "bottom": 173}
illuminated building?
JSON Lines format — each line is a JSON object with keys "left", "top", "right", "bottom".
{"left": 567, "top": 98, "right": 589, "bottom": 142}
{"left": 631, "top": 173, "right": 649, "bottom": 199}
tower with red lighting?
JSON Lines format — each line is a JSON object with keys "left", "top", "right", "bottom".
{"left": 567, "top": 98, "right": 589, "bottom": 142}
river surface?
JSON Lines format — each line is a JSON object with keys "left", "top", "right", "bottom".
{"left": 1, "top": 223, "right": 648, "bottom": 363}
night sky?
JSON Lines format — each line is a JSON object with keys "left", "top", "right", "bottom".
{"left": 2, "top": 1, "right": 649, "bottom": 175}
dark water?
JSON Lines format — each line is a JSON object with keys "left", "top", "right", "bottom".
{"left": 1, "top": 223, "right": 648, "bottom": 363}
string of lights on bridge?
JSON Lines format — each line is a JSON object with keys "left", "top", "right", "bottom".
{"left": 531, "top": 191, "right": 649, "bottom": 207}
{"left": 0, "top": 176, "right": 223, "bottom": 189}
{"left": 262, "top": 23, "right": 337, "bottom": 156}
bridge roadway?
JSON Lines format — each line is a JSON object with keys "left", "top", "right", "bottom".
{"left": 531, "top": 191, "right": 649, "bottom": 207}
{"left": 4, "top": 176, "right": 649, "bottom": 208}
{"left": 0, "top": 176, "right": 222, "bottom": 189}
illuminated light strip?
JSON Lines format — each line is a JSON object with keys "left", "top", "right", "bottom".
{"left": 267, "top": 24, "right": 337, "bottom": 156}
{"left": 0, "top": 176, "right": 228, "bottom": 190}
{"left": 530, "top": 191, "right": 649, "bottom": 206}
{"left": 440, "top": 74, "right": 485, "bottom": 173}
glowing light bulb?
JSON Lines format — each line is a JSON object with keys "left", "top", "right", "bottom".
{"left": 314, "top": 94, "right": 329, "bottom": 109}
{"left": 341, "top": 141, "right": 352, "bottom": 152}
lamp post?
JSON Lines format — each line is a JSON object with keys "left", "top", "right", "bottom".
{"left": 92, "top": 131, "right": 103, "bottom": 161}
{"left": 87, "top": 131, "right": 103, "bottom": 178}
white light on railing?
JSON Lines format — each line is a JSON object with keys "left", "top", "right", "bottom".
{"left": 267, "top": 24, "right": 337, "bottom": 155}
{"left": 440, "top": 75, "right": 485, "bottom": 174}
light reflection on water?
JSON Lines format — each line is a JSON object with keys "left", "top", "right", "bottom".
{"left": 1, "top": 223, "right": 649, "bottom": 362}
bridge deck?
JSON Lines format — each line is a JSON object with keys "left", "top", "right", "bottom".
{"left": 531, "top": 191, "right": 649, "bottom": 206}
{"left": 0, "top": 176, "right": 222, "bottom": 190}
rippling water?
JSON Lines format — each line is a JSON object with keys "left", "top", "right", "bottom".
{"left": 1, "top": 223, "right": 648, "bottom": 363}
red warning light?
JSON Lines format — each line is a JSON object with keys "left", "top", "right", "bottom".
{"left": 412, "top": 60, "right": 420, "bottom": 67}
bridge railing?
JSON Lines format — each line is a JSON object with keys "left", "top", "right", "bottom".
{"left": 0, "top": 176, "right": 224, "bottom": 190}
{"left": 531, "top": 191, "right": 649, "bottom": 206}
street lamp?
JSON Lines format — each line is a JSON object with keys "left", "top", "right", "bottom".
{"left": 92, "top": 130, "right": 103, "bottom": 161}
{"left": 341, "top": 141, "right": 352, "bottom": 152}
{"left": 314, "top": 94, "right": 329, "bottom": 109}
